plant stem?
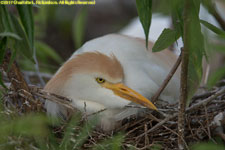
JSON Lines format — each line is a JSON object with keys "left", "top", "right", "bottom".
{"left": 178, "top": 0, "right": 190, "bottom": 149}
{"left": 151, "top": 52, "right": 182, "bottom": 103}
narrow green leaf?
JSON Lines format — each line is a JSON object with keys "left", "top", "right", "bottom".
{"left": 73, "top": 7, "right": 88, "bottom": 49}
{"left": 73, "top": 117, "right": 97, "bottom": 149}
{"left": 16, "top": 5, "right": 34, "bottom": 53}
{"left": 136, "top": 0, "right": 152, "bottom": 48}
{"left": 193, "top": 0, "right": 200, "bottom": 14}
{"left": 0, "top": 5, "right": 14, "bottom": 32}
{"left": 152, "top": 28, "right": 180, "bottom": 52}
{"left": 59, "top": 114, "right": 80, "bottom": 150}
{"left": 0, "top": 32, "right": 22, "bottom": 40}
{"left": 200, "top": 20, "right": 225, "bottom": 38}
{"left": 10, "top": 15, "right": 34, "bottom": 62}
{"left": 171, "top": 0, "right": 184, "bottom": 38}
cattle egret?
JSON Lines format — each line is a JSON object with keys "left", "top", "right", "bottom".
{"left": 45, "top": 34, "right": 180, "bottom": 131}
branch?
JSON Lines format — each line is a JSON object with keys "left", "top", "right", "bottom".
{"left": 30, "top": 86, "right": 75, "bottom": 111}
{"left": 136, "top": 87, "right": 225, "bottom": 139}
{"left": 151, "top": 51, "right": 182, "bottom": 103}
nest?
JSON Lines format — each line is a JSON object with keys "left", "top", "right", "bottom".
{"left": 1, "top": 52, "right": 225, "bottom": 149}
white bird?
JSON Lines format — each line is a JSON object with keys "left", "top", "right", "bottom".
{"left": 44, "top": 34, "right": 180, "bottom": 131}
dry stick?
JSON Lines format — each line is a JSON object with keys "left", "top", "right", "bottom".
{"left": 136, "top": 87, "right": 225, "bottom": 140}
{"left": 151, "top": 52, "right": 182, "bottom": 103}
{"left": 209, "top": 1, "right": 225, "bottom": 31}
{"left": 178, "top": 50, "right": 189, "bottom": 149}
{"left": 204, "top": 104, "right": 212, "bottom": 139}
{"left": 30, "top": 86, "right": 75, "bottom": 110}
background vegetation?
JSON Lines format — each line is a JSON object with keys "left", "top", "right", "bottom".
{"left": 0, "top": 0, "right": 225, "bottom": 149}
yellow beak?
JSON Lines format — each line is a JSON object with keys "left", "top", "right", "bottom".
{"left": 102, "top": 82, "right": 157, "bottom": 110}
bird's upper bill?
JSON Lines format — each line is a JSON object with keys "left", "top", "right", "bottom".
{"left": 102, "top": 82, "right": 157, "bottom": 110}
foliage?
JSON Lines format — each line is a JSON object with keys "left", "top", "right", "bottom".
{"left": 0, "top": 5, "right": 125, "bottom": 150}
{"left": 152, "top": 28, "right": 180, "bottom": 52}
{"left": 0, "top": 106, "right": 124, "bottom": 150}
{"left": 0, "top": 1, "right": 225, "bottom": 149}
{"left": 136, "top": 0, "right": 152, "bottom": 48}
{"left": 137, "top": 0, "right": 225, "bottom": 99}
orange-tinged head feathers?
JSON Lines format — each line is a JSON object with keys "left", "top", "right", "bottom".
{"left": 44, "top": 52, "right": 124, "bottom": 93}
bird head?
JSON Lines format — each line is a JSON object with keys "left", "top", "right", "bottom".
{"left": 45, "top": 52, "right": 157, "bottom": 111}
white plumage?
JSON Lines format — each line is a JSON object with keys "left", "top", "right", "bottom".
{"left": 73, "top": 34, "right": 180, "bottom": 101}
{"left": 45, "top": 34, "right": 180, "bottom": 131}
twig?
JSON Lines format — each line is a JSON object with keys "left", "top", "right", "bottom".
{"left": 151, "top": 52, "right": 182, "bottom": 103}
{"left": 192, "top": 90, "right": 216, "bottom": 100}
{"left": 144, "top": 124, "right": 149, "bottom": 147}
{"left": 186, "top": 87, "right": 225, "bottom": 112}
{"left": 204, "top": 104, "right": 212, "bottom": 139}
{"left": 29, "top": 86, "right": 75, "bottom": 110}
{"left": 136, "top": 87, "right": 225, "bottom": 139}
{"left": 205, "top": 1, "right": 225, "bottom": 30}
{"left": 136, "top": 113, "right": 177, "bottom": 139}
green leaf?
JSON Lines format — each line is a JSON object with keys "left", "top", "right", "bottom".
{"left": 152, "top": 28, "right": 180, "bottom": 52}
{"left": 0, "top": 5, "right": 14, "bottom": 32}
{"left": 136, "top": 0, "right": 152, "bottom": 48}
{"left": 171, "top": 0, "right": 184, "bottom": 38}
{"left": 200, "top": 20, "right": 225, "bottom": 38}
{"left": 59, "top": 114, "right": 81, "bottom": 150}
{"left": 35, "top": 41, "right": 63, "bottom": 64}
{"left": 16, "top": 5, "right": 34, "bottom": 53}
{"left": 207, "top": 66, "right": 225, "bottom": 88}
{"left": 73, "top": 7, "right": 88, "bottom": 49}
{"left": 73, "top": 117, "right": 97, "bottom": 149}
{"left": 0, "top": 32, "right": 22, "bottom": 40}
{"left": 10, "top": 15, "right": 34, "bottom": 63}
{"left": 193, "top": 0, "right": 200, "bottom": 14}
{"left": 184, "top": 0, "right": 205, "bottom": 100}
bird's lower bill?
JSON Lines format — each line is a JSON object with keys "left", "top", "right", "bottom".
{"left": 102, "top": 82, "right": 157, "bottom": 110}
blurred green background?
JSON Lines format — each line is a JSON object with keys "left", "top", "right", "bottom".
{"left": 1, "top": 0, "right": 225, "bottom": 149}
{"left": 8, "top": 0, "right": 176, "bottom": 74}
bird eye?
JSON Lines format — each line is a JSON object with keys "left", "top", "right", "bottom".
{"left": 96, "top": 78, "right": 105, "bottom": 84}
